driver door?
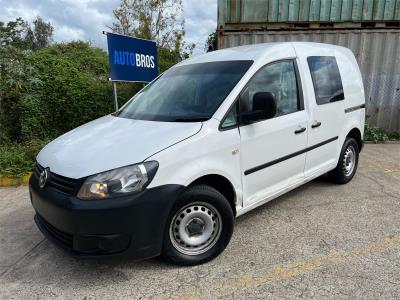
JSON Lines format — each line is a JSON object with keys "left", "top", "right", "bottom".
{"left": 240, "top": 60, "right": 308, "bottom": 207}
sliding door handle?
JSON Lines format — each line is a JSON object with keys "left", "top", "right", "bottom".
{"left": 294, "top": 127, "right": 306, "bottom": 134}
{"left": 311, "top": 121, "right": 322, "bottom": 128}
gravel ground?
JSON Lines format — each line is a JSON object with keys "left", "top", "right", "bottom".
{"left": 0, "top": 144, "right": 399, "bottom": 299}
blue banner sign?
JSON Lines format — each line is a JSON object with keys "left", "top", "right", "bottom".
{"left": 107, "top": 32, "right": 158, "bottom": 82}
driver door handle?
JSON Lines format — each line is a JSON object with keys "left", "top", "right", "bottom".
{"left": 294, "top": 126, "right": 306, "bottom": 134}
{"left": 311, "top": 121, "right": 322, "bottom": 128}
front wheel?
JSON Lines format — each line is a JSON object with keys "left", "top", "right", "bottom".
{"left": 161, "top": 184, "right": 234, "bottom": 266}
{"left": 329, "top": 137, "right": 360, "bottom": 184}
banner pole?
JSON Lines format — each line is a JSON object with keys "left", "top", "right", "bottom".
{"left": 112, "top": 81, "right": 118, "bottom": 111}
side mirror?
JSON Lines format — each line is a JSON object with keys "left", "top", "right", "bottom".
{"left": 241, "top": 92, "right": 277, "bottom": 124}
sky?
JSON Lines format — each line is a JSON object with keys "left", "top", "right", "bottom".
{"left": 0, "top": 0, "right": 217, "bottom": 55}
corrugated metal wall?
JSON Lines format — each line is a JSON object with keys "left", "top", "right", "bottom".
{"left": 219, "top": 30, "right": 400, "bottom": 132}
{"left": 219, "top": 0, "right": 400, "bottom": 27}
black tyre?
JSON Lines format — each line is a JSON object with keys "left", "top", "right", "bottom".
{"left": 161, "top": 184, "right": 234, "bottom": 266}
{"left": 329, "top": 137, "right": 359, "bottom": 184}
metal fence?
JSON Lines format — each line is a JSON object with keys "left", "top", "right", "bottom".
{"left": 219, "top": 29, "right": 400, "bottom": 132}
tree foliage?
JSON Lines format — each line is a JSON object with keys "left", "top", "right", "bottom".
{"left": 0, "top": 18, "right": 116, "bottom": 144}
{"left": 0, "top": 11, "right": 195, "bottom": 174}
{"left": 111, "top": 0, "right": 194, "bottom": 72}
{"left": 0, "top": 16, "right": 53, "bottom": 50}
{"left": 21, "top": 42, "right": 113, "bottom": 140}
{"left": 205, "top": 31, "right": 217, "bottom": 52}
{"left": 0, "top": 18, "right": 40, "bottom": 143}
{"left": 24, "top": 17, "right": 54, "bottom": 50}
{"left": 0, "top": 18, "right": 26, "bottom": 48}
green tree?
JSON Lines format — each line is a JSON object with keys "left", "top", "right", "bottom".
{"left": 205, "top": 31, "right": 217, "bottom": 52}
{"left": 111, "top": 0, "right": 194, "bottom": 72}
{"left": 24, "top": 17, "right": 54, "bottom": 50}
{"left": 0, "top": 18, "right": 27, "bottom": 48}
{"left": 0, "top": 17, "right": 53, "bottom": 50}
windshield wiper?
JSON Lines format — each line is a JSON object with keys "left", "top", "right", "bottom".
{"left": 172, "top": 117, "right": 209, "bottom": 122}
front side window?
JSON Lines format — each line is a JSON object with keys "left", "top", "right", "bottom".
{"left": 307, "top": 56, "right": 344, "bottom": 105}
{"left": 240, "top": 60, "right": 301, "bottom": 118}
{"left": 221, "top": 102, "right": 238, "bottom": 129}
{"left": 117, "top": 60, "right": 253, "bottom": 122}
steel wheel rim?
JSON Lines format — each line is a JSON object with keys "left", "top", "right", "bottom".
{"left": 169, "top": 202, "right": 222, "bottom": 256}
{"left": 343, "top": 145, "right": 356, "bottom": 176}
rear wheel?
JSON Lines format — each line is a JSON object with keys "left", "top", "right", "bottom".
{"left": 329, "top": 137, "right": 359, "bottom": 184}
{"left": 162, "top": 184, "right": 234, "bottom": 266}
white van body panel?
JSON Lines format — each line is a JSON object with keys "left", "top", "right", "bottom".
{"left": 240, "top": 110, "right": 309, "bottom": 207}
{"left": 293, "top": 43, "right": 344, "bottom": 177}
{"left": 147, "top": 118, "right": 244, "bottom": 206}
{"left": 294, "top": 43, "right": 365, "bottom": 175}
{"left": 36, "top": 42, "right": 365, "bottom": 218}
{"left": 148, "top": 42, "right": 365, "bottom": 215}
{"left": 36, "top": 115, "right": 201, "bottom": 179}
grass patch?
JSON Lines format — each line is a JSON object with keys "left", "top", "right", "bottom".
{"left": 0, "top": 139, "right": 48, "bottom": 177}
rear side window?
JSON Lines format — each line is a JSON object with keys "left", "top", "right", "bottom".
{"left": 307, "top": 56, "right": 344, "bottom": 105}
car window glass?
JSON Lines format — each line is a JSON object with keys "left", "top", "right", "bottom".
{"left": 221, "top": 104, "right": 238, "bottom": 129}
{"left": 307, "top": 56, "right": 344, "bottom": 105}
{"left": 240, "top": 61, "right": 300, "bottom": 117}
{"left": 117, "top": 60, "right": 253, "bottom": 122}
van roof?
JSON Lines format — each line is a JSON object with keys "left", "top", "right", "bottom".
{"left": 177, "top": 42, "right": 352, "bottom": 66}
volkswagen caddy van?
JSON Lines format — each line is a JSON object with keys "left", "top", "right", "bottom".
{"left": 30, "top": 42, "right": 365, "bottom": 265}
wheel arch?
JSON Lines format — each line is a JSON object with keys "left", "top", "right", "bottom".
{"left": 346, "top": 127, "right": 363, "bottom": 152}
{"left": 188, "top": 174, "right": 237, "bottom": 216}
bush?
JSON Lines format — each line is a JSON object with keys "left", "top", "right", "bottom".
{"left": 0, "top": 46, "right": 39, "bottom": 143}
{"left": 21, "top": 42, "right": 114, "bottom": 140}
{"left": 364, "top": 122, "right": 389, "bottom": 143}
{"left": 0, "top": 17, "right": 189, "bottom": 178}
{"left": 0, "top": 139, "right": 48, "bottom": 176}
{"left": 364, "top": 122, "right": 400, "bottom": 143}
{"left": 0, "top": 41, "right": 182, "bottom": 177}
{"left": 0, "top": 37, "right": 184, "bottom": 145}
{"left": 387, "top": 131, "right": 400, "bottom": 140}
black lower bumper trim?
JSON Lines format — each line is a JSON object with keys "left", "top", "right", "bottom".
{"left": 35, "top": 214, "right": 73, "bottom": 249}
{"left": 35, "top": 214, "right": 131, "bottom": 255}
{"left": 30, "top": 174, "right": 184, "bottom": 259}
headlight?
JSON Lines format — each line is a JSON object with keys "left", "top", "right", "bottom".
{"left": 77, "top": 161, "right": 158, "bottom": 200}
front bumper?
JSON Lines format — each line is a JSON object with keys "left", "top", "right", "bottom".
{"left": 29, "top": 174, "right": 184, "bottom": 259}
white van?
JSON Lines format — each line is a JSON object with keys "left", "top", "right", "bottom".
{"left": 30, "top": 42, "right": 365, "bottom": 265}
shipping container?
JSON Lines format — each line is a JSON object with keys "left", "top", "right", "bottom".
{"left": 218, "top": 0, "right": 400, "bottom": 31}
{"left": 217, "top": 1, "right": 400, "bottom": 132}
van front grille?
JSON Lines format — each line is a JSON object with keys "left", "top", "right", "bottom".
{"left": 34, "top": 163, "right": 78, "bottom": 195}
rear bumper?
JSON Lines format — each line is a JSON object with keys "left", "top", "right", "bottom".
{"left": 29, "top": 174, "right": 184, "bottom": 259}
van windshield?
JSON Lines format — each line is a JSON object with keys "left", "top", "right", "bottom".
{"left": 116, "top": 60, "right": 253, "bottom": 122}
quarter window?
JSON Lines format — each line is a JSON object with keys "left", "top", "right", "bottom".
{"left": 307, "top": 56, "right": 344, "bottom": 105}
{"left": 240, "top": 60, "right": 301, "bottom": 118}
{"left": 221, "top": 103, "right": 238, "bottom": 129}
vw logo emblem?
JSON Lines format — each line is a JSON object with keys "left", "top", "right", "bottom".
{"left": 39, "top": 168, "right": 50, "bottom": 188}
